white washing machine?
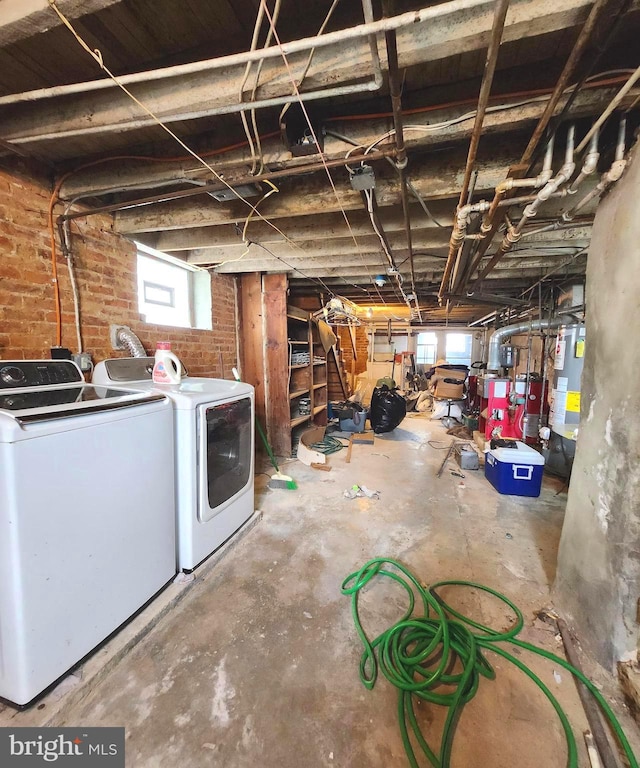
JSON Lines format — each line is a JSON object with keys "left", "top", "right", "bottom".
{"left": 0, "top": 360, "right": 176, "bottom": 706}
{"left": 93, "top": 358, "right": 255, "bottom": 572}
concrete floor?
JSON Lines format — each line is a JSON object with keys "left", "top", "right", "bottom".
{"left": 8, "top": 415, "right": 639, "bottom": 766}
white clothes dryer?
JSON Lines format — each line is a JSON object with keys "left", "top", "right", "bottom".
{"left": 93, "top": 358, "right": 255, "bottom": 571}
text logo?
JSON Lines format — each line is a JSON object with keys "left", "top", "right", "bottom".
{"left": 1, "top": 728, "right": 124, "bottom": 767}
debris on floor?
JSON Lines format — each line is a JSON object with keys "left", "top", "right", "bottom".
{"left": 343, "top": 484, "right": 380, "bottom": 500}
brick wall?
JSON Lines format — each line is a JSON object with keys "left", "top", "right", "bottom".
{"left": 338, "top": 324, "right": 369, "bottom": 377}
{"left": 0, "top": 163, "right": 238, "bottom": 377}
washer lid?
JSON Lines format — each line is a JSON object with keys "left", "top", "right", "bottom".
{"left": 0, "top": 384, "right": 166, "bottom": 425}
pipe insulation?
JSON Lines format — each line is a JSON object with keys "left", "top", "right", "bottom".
{"left": 487, "top": 316, "right": 566, "bottom": 370}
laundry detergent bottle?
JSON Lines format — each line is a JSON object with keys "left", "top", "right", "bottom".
{"left": 152, "top": 341, "right": 182, "bottom": 385}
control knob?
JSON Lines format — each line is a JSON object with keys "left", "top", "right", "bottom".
{"left": 0, "top": 366, "right": 26, "bottom": 385}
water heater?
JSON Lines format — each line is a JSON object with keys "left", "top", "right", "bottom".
{"left": 546, "top": 323, "right": 585, "bottom": 477}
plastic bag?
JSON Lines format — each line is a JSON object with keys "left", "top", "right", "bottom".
{"left": 370, "top": 385, "right": 407, "bottom": 434}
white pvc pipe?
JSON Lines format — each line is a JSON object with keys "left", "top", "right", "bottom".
{"left": 575, "top": 64, "right": 640, "bottom": 154}
{"left": 0, "top": 0, "right": 491, "bottom": 106}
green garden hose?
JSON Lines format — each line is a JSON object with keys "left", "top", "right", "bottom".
{"left": 308, "top": 435, "right": 348, "bottom": 454}
{"left": 341, "top": 558, "right": 638, "bottom": 768}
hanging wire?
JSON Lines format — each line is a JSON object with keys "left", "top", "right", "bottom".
{"left": 259, "top": 0, "right": 388, "bottom": 305}
{"left": 278, "top": 0, "right": 342, "bottom": 128}
{"left": 47, "top": 0, "right": 311, "bottom": 259}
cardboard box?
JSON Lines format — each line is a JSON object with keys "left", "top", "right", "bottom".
{"left": 434, "top": 380, "right": 464, "bottom": 399}
{"left": 435, "top": 366, "right": 467, "bottom": 382}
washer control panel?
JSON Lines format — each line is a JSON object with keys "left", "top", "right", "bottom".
{"left": 0, "top": 361, "right": 83, "bottom": 389}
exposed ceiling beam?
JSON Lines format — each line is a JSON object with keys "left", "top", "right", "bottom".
{"left": 136, "top": 205, "right": 455, "bottom": 251}
{"left": 0, "top": 0, "right": 122, "bottom": 47}
{"left": 56, "top": 84, "right": 632, "bottom": 198}
{"left": 181, "top": 225, "right": 590, "bottom": 265}
{"left": 0, "top": 0, "right": 599, "bottom": 148}
{"left": 113, "top": 140, "right": 524, "bottom": 234}
{"left": 214, "top": 252, "right": 587, "bottom": 275}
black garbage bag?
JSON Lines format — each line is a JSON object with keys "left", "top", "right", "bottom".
{"left": 370, "top": 385, "right": 407, "bottom": 434}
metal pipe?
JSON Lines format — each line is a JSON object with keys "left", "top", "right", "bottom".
{"left": 439, "top": 0, "right": 510, "bottom": 299}
{"left": 478, "top": 127, "right": 575, "bottom": 282}
{"left": 0, "top": 0, "right": 491, "bottom": 105}
{"left": 519, "top": 0, "right": 613, "bottom": 168}
{"left": 458, "top": 0, "right": 511, "bottom": 210}
{"left": 515, "top": 125, "right": 576, "bottom": 234}
{"left": 60, "top": 146, "right": 398, "bottom": 219}
{"left": 383, "top": 0, "right": 417, "bottom": 311}
{"left": 487, "top": 316, "right": 566, "bottom": 370}
{"left": 482, "top": 137, "right": 555, "bottom": 234}
{"left": 362, "top": 0, "right": 384, "bottom": 92}
{"left": 527, "top": 0, "right": 632, "bottom": 170}
{"left": 557, "top": 618, "right": 621, "bottom": 768}
{"left": 576, "top": 64, "right": 640, "bottom": 153}
{"left": 563, "top": 117, "right": 626, "bottom": 221}
{"left": 10, "top": 82, "right": 385, "bottom": 144}
{"left": 461, "top": 138, "right": 555, "bottom": 282}
{"left": 568, "top": 129, "right": 600, "bottom": 193}
{"left": 465, "top": 0, "right": 610, "bottom": 287}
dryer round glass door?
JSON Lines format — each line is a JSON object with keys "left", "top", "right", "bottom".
{"left": 198, "top": 396, "right": 253, "bottom": 521}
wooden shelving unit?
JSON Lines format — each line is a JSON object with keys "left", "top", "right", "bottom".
{"left": 287, "top": 305, "right": 327, "bottom": 454}
{"left": 238, "top": 273, "right": 327, "bottom": 457}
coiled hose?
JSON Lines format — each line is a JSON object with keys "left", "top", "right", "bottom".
{"left": 341, "top": 557, "right": 638, "bottom": 768}
{"left": 308, "top": 435, "right": 349, "bottom": 454}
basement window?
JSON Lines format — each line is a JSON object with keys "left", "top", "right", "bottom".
{"left": 416, "top": 332, "right": 437, "bottom": 365}
{"left": 445, "top": 332, "right": 473, "bottom": 367}
{"left": 136, "top": 243, "right": 212, "bottom": 330}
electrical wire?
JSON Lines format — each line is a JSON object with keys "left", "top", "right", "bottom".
{"left": 46, "top": 1, "right": 322, "bottom": 266}
{"left": 323, "top": 73, "right": 634, "bottom": 125}
{"left": 278, "top": 0, "right": 342, "bottom": 128}
{"left": 239, "top": 0, "right": 283, "bottom": 176}
{"left": 238, "top": 0, "right": 270, "bottom": 175}
{"left": 60, "top": 201, "right": 84, "bottom": 353}
{"left": 342, "top": 557, "right": 639, "bottom": 768}
{"left": 406, "top": 179, "right": 447, "bottom": 229}
{"left": 260, "top": 0, "right": 388, "bottom": 306}
{"left": 44, "top": 0, "right": 350, "bottom": 341}
{"left": 248, "top": 241, "right": 335, "bottom": 295}
{"left": 363, "top": 188, "right": 406, "bottom": 304}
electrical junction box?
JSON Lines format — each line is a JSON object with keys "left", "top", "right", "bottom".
{"left": 349, "top": 165, "right": 375, "bottom": 191}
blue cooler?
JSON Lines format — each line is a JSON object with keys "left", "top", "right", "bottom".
{"left": 485, "top": 441, "right": 545, "bottom": 497}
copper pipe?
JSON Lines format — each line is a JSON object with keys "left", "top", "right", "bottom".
{"left": 61, "top": 147, "right": 398, "bottom": 221}
{"left": 478, "top": 125, "right": 575, "bottom": 281}
{"left": 519, "top": 0, "right": 614, "bottom": 167}
{"left": 463, "top": 0, "right": 614, "bottom": 290}
{"left": 383, "top": 1, "right": 418, "bottom": 311}
{"left": 439, "top": 0, "right": 510, "bottom": 300}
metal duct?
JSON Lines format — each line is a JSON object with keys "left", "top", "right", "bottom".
{"left": 487, "top": 316, "right": 566, "bottom": 370}
{"left": 115, "top": 326, "right": 147, "bottom": 358}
